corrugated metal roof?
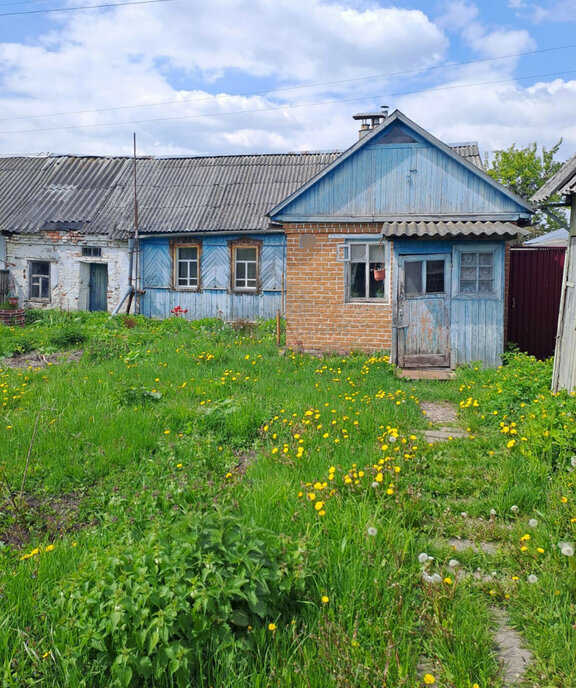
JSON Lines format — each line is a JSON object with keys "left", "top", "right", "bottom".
{"left": 0, "top": 143, "right": 490, "bottom": 239}
{"left": 449, "top": 143, "right": 483, "bottom": 170}
{"left": 381, "top": 220, "right": 529, "bottom": 238}
{"left": 532, "top": 152, "right": 576, "bottom": 202}
{"left": 0, "top": 156, "right": 53, "bottom": 227}
{"left": 525, "top": 228, "right": 568, "bottom": 246}
{"left": 108, "top": 153, "right": 342, "bottom": 238}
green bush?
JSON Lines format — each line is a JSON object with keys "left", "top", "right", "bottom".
{"left": 57, "top": 509, "right": 311, "bottom": 687}
{"left": 49, "top": 325, "right": 88, "bottom": 349}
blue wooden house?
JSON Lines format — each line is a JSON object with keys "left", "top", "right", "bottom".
{"left": 268, "top": 110, "right": 533, "bottom": 367}
{"left": 132, "top": 154, "right": 339, "bottom": 321}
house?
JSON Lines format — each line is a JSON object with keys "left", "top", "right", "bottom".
{"left": 1, "top": 109, "right": 533, "bottom": 369}
{"left": 532, "top": 152, "right": 576, "bottom": 391}
{"left": 269, "top": 109, "right": 533, "bottom": 367}
{"left": 524, "top": 228, "right": 568, "bottom": 247}
{"left": 0, "top": 155, "right": 132, "bottom": 312}
{"left": 132, "top": 153, "right": 340, "bottom": 321}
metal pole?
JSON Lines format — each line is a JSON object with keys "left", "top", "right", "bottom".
{"left": 133, "top": 132, "right": 140, "bottom": 314}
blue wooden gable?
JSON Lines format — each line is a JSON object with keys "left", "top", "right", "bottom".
{"left": 269, "top": 111, "right": 532, "bottom": 223}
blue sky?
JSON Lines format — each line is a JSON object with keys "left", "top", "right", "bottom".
{"left": 0, "top": 0, "right": 575, "bottom": 161}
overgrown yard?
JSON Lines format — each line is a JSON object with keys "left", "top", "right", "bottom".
{"left": 1, "top": 311, "right": 575, "bottom": 687}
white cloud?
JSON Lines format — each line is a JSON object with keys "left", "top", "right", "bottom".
{"left": 438, "top": 0, "right": 535, "bottom": 59}
{"left": 0, "top": 0, "right": 574, "bottom": 164}
{"left": 0, "top": 0, "right": 448, "bottom": 154}
{"left": 397, "top": 73, "right": 576, "bottom": 159}
{"left": 436, "top": 0, "right": 480, "bottom": 31}
{"left": 508, "top": 0, "right": 576, "bottom": 23}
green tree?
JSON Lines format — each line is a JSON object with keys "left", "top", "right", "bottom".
{"left": 486, "top": 140, "right": 567, "bottom": 238}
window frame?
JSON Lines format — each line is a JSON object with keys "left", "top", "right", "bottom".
{"left": 173, "top": 243, "right": 201, "bottom": 291}
{"left": 344, "top": 240, "right": 389, "bottom": 303}
{"left": 454, "top": 245, "right": 499, "bottom": 299}
{"left": 81, "top": 246, "right": 102, "bottom": 258}
{"left": 29, "top": 260, "right": 51, "bottom": 302}
{"left": 232, "top": 243, "right": 260, "bottom": 293}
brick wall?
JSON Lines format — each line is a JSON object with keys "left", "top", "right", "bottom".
{"left": 283, "top": 223, "right": 394, "bottom": 353}
{"left": 6, "top": 232, "right": 130, "bottom": 312}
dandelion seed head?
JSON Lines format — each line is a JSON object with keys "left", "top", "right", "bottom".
{"left": 367, "top": 527, "right": 378, "bottom": 537}
{"left": 561, "top": 544, "right": 574, "bottom": 557}
{"left": 431, "top": 573, "right": 442, "bottom": 584}
{"left": 571, "top": 455, "right": 576, "bottom": 468}
{"left": 490, "top": 508, "right": 497, "bottom": 516}
{"left": 418, "top": 552, "right": 429, "bottom": 564}
{"left": 448, "top": 559, "right": 459, "bottom": 568}
{"left": 510, "top": 505, "right": 519, "bottom": 513}
{"left": 528, "top": 574, "right": 538, "bottom": 583}
{"left": 528, "top": 518, "right": 538, "bottom": 527}
{"left": 371, "top": 481, "right": 379, "bottom": 488}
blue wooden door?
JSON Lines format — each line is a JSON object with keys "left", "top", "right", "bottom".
{"left": 397, "top": 254, "right": 451, "bottom": 367}
{"left": 89, "top": 264, "right": 108, "bottom": 312}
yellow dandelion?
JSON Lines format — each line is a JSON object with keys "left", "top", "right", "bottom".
{"left": 423, "top": 675, "right": 435, "bottom": 685}
{"left": 321, "top": 595, "right": 329, "bottom": 604}
{"left": 268, "top": 623, "right": 277, "bottom": 632}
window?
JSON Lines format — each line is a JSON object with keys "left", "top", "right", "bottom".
{"left": 234, "top": 246, "right": 258, "bottom": 291}
{"left": 404, "top": 259, "right": 445, "bottom": 296}
{"left": 348, "top": 243, "right": 387, "bottom": 300}
{"left": 459, "top": 251, "right": 494, "bottom": 294}
{"left": 82, "top": 246, "right": 102, "bottom": 258}
{"left": 175, "top": 245, "right": 199, "bottom": 289}
{"left": 29, "top": 261, "right": 50, "bottom": 301}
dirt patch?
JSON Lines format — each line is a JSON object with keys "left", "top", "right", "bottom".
{"left": 446, "top": 537, "right": 499, "bottom": 554}
{"left": 0, "top": 350, "right": 83, "bottom": 369}
{"left": 0, "top": 491, "right": 85, "bottom": 549}
{"left": 234, "top": 449, "right": 258, "bottom": 476}
{"left": 492, "top": 608, "right": 533, "bottom": 686}
{"left": 420, "top": 401, "right": 459, "bottom": 424}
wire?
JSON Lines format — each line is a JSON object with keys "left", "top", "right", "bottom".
{"left": 0, "top": 0, "right": 173, "bottom": 15}
{"left": 1, "top": 41, "right": 576, "bottom": 124}
{"left": 0, "top": 1, "right": 54, "bottom": 7}
{"left": 2, "top": 68, "right": 576, "bottom": 135}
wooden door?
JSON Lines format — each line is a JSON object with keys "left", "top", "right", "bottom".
{"left": 397, "top": 254, "right": 451, "bottom": 367}
{"left": 89, "top": 264, "right": 108, "bottom": 312}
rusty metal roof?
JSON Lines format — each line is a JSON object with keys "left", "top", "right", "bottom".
{"left": 532, "top": 152, "right": 576, "bottom": 202}
{"left": 381, "top": 220, "right": 529, "bottom": 238}
{"left": 0, "top": 144, "right": 487, "bottom": 239}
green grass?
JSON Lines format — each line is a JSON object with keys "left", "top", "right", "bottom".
{"left": 1, "top": 314, "right": 575, "bottom": 687}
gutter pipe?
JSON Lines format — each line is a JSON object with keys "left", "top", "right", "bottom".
{"left": 110, "top": 237, "right": 135, "bottom": 316}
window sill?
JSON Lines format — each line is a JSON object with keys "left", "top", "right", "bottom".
{"left": 346, "top": 298, "right": 390, "bottom": 305}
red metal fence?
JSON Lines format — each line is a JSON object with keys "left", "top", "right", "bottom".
{"left": 507, "top": 247, "right": 566, "bottom": 360}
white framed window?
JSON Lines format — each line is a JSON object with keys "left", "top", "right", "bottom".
{"left": 233, "top": 246, "right": 258, "bottom": 291}
{"left": 29, "top": 261, "right": 50, "bottom": 301}
{"left": 458, "top": 250, "right": 495, "bottom": 295}
{"left": 175, "top": 244, "right": 200, "bottom": 289}
{"left": 346, "top": 242, "right": 388, "bottom": 301}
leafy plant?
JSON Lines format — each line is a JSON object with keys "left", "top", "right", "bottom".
{"left": 57, "top": 509, "right": 311, "bottom": 687}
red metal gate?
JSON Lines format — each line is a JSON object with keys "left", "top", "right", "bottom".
{"left": 508, "top": 247, "right": 566, "bottom": 360}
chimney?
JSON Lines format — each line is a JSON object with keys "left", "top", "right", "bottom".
{"left": 353, "top": 105, "right": 389, "bottom": 138}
